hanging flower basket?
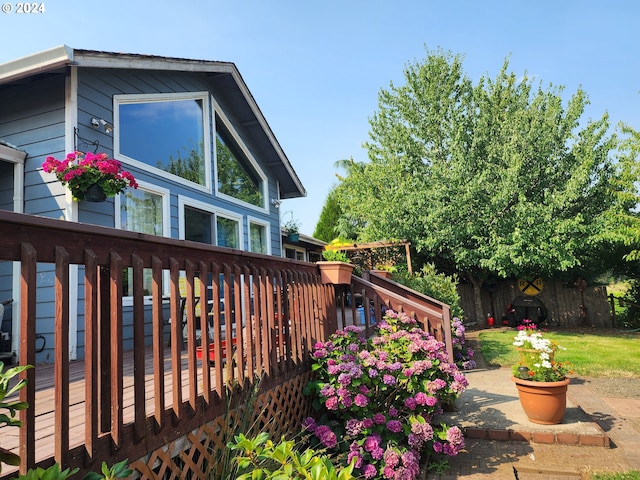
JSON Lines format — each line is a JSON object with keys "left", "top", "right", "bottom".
{"left": 42, "top": 151, "right": 138, "bottom": 201}
{"left": 83, "top": 183, "right": 107, "bottom": 202}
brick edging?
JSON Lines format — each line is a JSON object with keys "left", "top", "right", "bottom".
{"left": 463, "top": 426, "right": 610, "bottom": 447}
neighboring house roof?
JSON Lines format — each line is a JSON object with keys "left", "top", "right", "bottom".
{"left": 0, "top": 45, "right": 306, "bottom": 199}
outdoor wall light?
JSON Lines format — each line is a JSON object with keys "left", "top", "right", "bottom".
{"left": 271, "top": 198, "right": 282, "bottom": 209}
{"left": 91, "top": 117, "right": 114, "bottom": 134}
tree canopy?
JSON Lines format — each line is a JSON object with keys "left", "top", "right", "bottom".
{"left": 335, "top": 48, "right": 639, "bottom": 321}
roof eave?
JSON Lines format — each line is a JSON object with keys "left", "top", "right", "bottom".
{"left": 0, "top": 45, "right": 74, "bottom": 84}
{"left": 0, "top": 142, "right": 27, "bottom": 163}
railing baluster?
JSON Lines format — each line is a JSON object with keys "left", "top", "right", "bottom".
{"left": 19, "top": 243, "right": 37, "bottom": 475}
{"left": 242, "top": 265, "right": 254, "bottom": 378}
{"left": 253, "top": 267, "right": 264, "bottom": 374}
{"left": 151, "top": 255, "right": 165, "bottom": 427}
{"left": 132, "top": 254, "right": 146, "bottom": 440}
{"left": 198, "top": 261, "right": 210, "bottom": 403}
{"left": 210, "top": 262, "right": 223, "bottom": 394}
{"left": 185, "top": 260, "right": 198, "bottom": 410}
{"left": 109, "top": 252, "right": 124, "bottom": 447}
{"left": 84, "top": 249, "right": 98, "bottom": 457}
{"left": 233, "top": 265, "right": 245, "bottom": 385}
{"left": 169, "top": 258, "right": 182, "bottom": 417}
{"left": 54, "top": 246, "right": 70, "bottom": 466}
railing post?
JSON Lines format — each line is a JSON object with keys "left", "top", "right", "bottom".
{"left": 98, "top": 266, "right": 111, "bottom": 434}
{"left": 19, "top": 243, "right": 37, "bottom": 474}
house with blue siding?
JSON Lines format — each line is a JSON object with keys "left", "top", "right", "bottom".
{"left": 0, "top": 46, "right": 306, "bottom": 363}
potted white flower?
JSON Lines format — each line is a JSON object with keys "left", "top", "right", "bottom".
{"left": 511, "top": 320, "right": 571, "bottom": 424}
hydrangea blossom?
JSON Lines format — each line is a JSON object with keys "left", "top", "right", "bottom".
{"left": 305, "top": 309, "right": 467, "bottom": 479}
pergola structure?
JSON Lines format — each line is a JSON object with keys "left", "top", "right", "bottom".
{"left": 330, "top": 240, "right": 413, "bottom": 274}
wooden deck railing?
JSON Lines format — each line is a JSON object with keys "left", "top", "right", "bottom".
{"left": 0, "top": 210, "right": 454, "bottom": 478}
{"left": 337, "top": 272, "right": 454, "bottom": 362}
{"left": 0, "top": 210, "right": 336, "bottom": 477}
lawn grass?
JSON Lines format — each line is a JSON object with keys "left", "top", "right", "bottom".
{"left": 590, "top": 472, "right": 640, "bottom": 480}
{"left": 478, "top": 328, "right": 640, "bottom": 378}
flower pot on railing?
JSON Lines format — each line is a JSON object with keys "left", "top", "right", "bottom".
{"left": 370, "top": 269, "right": 392, "bottom": 279}
{"left": 317, "top": 261, "right": 355, "bottom": 285}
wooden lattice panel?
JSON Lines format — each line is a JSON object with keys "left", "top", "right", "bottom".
{"left": 129, "top": 371, "right": 315, "bottom": 479}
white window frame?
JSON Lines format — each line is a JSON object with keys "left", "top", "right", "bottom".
{"left": 212, "top": 96, "right": 268, "bottom": 212}
{"left": 114, "top": 92, "right": 212, "bottom": 193}
{"left": 247, "top": 216, "right": 271, "bottom": 255}
{"left": 115, "top": 181, "right": 171, "bottom": 305}
{"left": 178, "top": 195, "right": 245, "bottom": 250}
{"left": 284, "top": 246, "right": 307, "bottom": 261}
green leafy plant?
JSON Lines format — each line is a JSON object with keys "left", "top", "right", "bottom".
{"left": 0, "top": 362, "right": 33, "bottom": 472}
{"left": 83, "top": 459, "right": 132, "bottom": 480}
{"left": 14, "top": 464, "right": 79, "bottom": 480}
{"left": 228, "top": 432, "right": 356, "bottom": 480}
{"left": 283, "top": 218, "right": 301, "bottom": 234}
{"left": 321, "top": 249, "right": 350, "bottom": 262}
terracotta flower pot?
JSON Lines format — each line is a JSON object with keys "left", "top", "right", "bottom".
{"left": 370, "top": 269, "right": 392, "bottom": 279}
{"left": 317, "top": 261, "right": 355, "bottom": 285}
{"left": 512, "top": 376, "right": 570, "bottom": 425}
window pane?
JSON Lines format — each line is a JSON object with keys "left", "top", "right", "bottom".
{"left": 121, "top": 189, "right": 163, "bottom": 235}
{"left": 216, "top": 124, "right": 263, "bottom": 207}
{"left": 217, "top": 217, "right": 239, "bottom": 248}
{"left": 185, "top": 207, "right": 213, "bottom": 244}
{"left": 120, "top": 189, "right": 163, "bottom": 296}
{"left": 250, "top": 223, "right": 267, "bottom": 254}
{"left": 120, "top": 99, "right": 206, "bottom": 185}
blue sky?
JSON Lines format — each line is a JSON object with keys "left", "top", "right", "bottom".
{"left": 1, "top": 1, "right": 639, "bottom": 235}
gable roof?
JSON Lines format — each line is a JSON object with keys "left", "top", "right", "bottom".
{"left": 0, "top": 45, "right": 306, "bottom": 199}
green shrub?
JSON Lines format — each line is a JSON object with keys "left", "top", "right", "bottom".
{"left": 0, "top": 362, "right": 32, "bottom": 472}
{"left": 228, "top": 432, "right": 355, "bottom": 480}
{"left": 393, "top": 264, "right": 463, "bottom": 319}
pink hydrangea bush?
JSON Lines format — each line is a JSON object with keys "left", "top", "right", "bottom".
{"left": 451, "top": 317, "right": 476, "bottom": 370}
{"left": 304, "top": 309, "right": 467, "bottom": 479}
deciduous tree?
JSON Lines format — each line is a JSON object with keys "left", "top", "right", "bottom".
{"left": 339, "top": 48, "right": 635, "bottom": 322}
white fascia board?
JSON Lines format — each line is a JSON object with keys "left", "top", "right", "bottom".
{"left": 73, "top": 50, "right": 236, "bottom": 75}
{"left": 0, "top": 143, "right": 27, "bottom": 164}
{"left": 0, "top": 45, "right": 74, "bottom": 84}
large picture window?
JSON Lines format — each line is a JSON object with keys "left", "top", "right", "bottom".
{"left": 115, "top": 93, "right": 210, "bottom": 188}
{"left": 215, "top": 112, "right": 266, "bottom": 209}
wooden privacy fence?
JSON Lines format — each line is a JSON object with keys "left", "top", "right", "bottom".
{"left": 0, "top": 210, "right": 336, "bottom": 478}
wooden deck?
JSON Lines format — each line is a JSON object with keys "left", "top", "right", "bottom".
{"left": 0, "top": 210, "right": 452, "bottom": 478}
{"left": 0, "top": 345, "right": 236, "bottom": 476}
